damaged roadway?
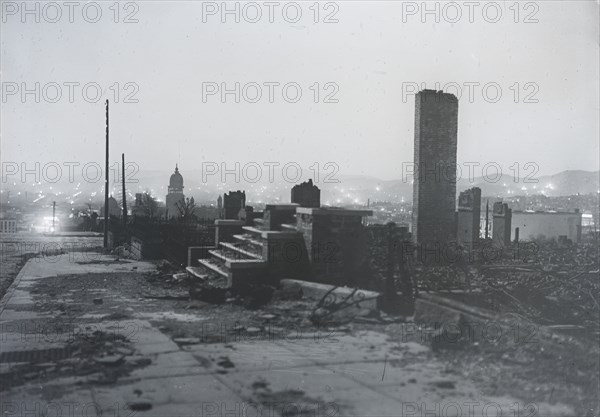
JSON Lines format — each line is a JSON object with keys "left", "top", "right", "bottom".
{"left": 0, "top": 252, "right": 596, "bottom": 417}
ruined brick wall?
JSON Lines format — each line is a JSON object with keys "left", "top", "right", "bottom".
{"left": 223, "top": 191, "right": 246, "bottom": 220}
{"left": 291, "top": 179, "right": 321, "bottom": 208}
{"left": 263, "top": 205, "right": 297, "bottom": 231}
{"left": 456, "top": 187, "right": 481, "bottom": 245}
{"left": 504, "top": 207, "right": 512, "bottom": 245}
{"left": 511, "top": 211, "right": 582, "bottom": 243}
{"left": 296, "top": 213, "right": 369, "bottom": 286}
{"left": 412, "top": 90, "right": 458, "bottom": 248}
{"left": 492, "top": 202, "right": 512, "bottom": 247}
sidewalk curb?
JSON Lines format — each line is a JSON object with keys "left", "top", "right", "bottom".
{"left": 0, "top": 257, "right": 33, "bottom": 316}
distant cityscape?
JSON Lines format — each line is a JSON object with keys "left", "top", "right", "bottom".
{"left": 1, "top": 165, "right": 598, "bottom": 238}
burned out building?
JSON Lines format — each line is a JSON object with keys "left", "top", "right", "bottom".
{"left": 223, "top": 191, "right": 246, "bottom": 220}
{"left": 456, "top": 187, "right": 481, "bottom": 246}
{"left": 412, "top": 90, "right": 459, "bottom": 248}
{"left": 291, "top": 179, "right": 320, "bottom": 208}
{"left": 492, "top": 202, "right": 512, "bottom": 247}
{"left": 511, "top": 210, "right": 582, "bottom": 243}
{"left": 186, "top": 185, "right": 372, "bottom": 291}
{"left": 295, "top": 207, "right": 372, "bottom": 286}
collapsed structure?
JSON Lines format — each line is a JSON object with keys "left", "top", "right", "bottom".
{"left": 222, "top": 191, "right": 246, "bottom": 220}
{"left": 456, "top": 187, "right": 481, "bottom": 246}
{"left": 492, "top": 202, "right": 512, "bottom": 247}
{"left": 186, "top": 185, "right": 372, "bottom": 292}
{"left": 131, "top": 89, "right": 587, "bottom": 296}
{"left": 291, "top": 179, "right": 321, "bottom": 208}
{"left": 511, "top": 210, "right": 582, "bottom": 243}
{"left": 409, "top": 90, "right": 583, "bottom": 253}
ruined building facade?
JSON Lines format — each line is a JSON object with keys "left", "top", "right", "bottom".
{"left": 511, "top": 210, "right": 582, "bottom": 243}
{"left": 412, "top": 90, "right": 459, "bottom": 247}
{"left": 291, "top": 179, "right": 320, "bottom": 208}
{"left": 223, "top": 191, "right": 246, "bottom": 220}
{"left": 456, "top": 187, "right": 481, "bottom": 246}
{"left": 492, "top": 202, "right": 512, "bottom": 247}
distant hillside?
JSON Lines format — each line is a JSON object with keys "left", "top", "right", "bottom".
{"left": 327, "top": 170, "right": 599, "bottom": 202}
{"left": 457, "top": 170, "right": 599, "bottom": 197}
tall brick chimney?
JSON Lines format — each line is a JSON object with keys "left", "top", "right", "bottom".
{"left": 411, "top": 90, "right": 459, "bottom": 248}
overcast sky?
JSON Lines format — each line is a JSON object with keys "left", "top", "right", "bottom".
{"left": 2, "top": 0, "right": 599, "bottom": 180}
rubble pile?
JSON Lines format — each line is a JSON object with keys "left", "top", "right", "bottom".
{"left": 476, "top": 241, "right": 599, "bottom": 330}
{"left": 365, "top": 229, "right": 391, "bottom": 291}
{"left": 365, "top": 235, "right": 598, "bottom": 331}
{"left": 414, "top": 266, "right": 469, "bottom": 292}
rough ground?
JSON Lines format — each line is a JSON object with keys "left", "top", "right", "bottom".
{"left": 0, "top": 251, "right": 597, "bottom": 416}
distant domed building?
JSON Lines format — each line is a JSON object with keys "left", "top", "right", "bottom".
{"left": 166, "top": 165, "right": 185, "bottom": 218}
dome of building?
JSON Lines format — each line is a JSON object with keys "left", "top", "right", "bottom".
{"left": 169, "top": 165, "right": 184, "bottom": 190}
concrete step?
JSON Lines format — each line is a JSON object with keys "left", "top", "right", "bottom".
{"left": 187, "top": 264, "right": 230, "bottom": 290}
{"left": 198, "top": 258, "right": 229, "bottom": 278}
{"left": 219, "top": 242, "right": 263, "bottom": 260}
{"left": 210, "top": 248, "right": 257, "bottom": 262}
{"left": 280, "top": 223, "right": 298, "bottom": 231}
{"left": 185, "top": 266, "right": 210, "bottom": 280}
{"left": 233, "top": 234, "right": 265, "bottom": 247}
{"left": 242, "top": 225, "right": 300, "bottom": 240}
{"left": 242, "top": 226, "right": 263, "bottom": 237}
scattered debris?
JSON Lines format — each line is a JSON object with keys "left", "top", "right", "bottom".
{"left": 172, "top": 272, "right": 188, "bottom": 282}
{"left": 249, "top": 380, "right": 343, "bottom": 417}
{"left": 102, "top": 312, "right": 131, "bottom": 321}
{"left": 274, "top": 281, "right": 303, "bottom": 300}
{"left": 431, "top": 380, "right": 456, "bottom": 389}
{"left": 113, "top": 244, "right": 133, "bottom": 259}
{"left": 217, "top": 356, "right": 235, "bottom": 369}
{"left": 172, "top": 337, "right": 201, "bottom": 345}
{"left": 309, "top": 286, "right": 378, "bottom": 326}
{"left": 127, "top": 402, "right": 152, "bottom": 412}
{"left": 243, "top": 285, "right": 274, "bottom": 309}
{"left": 189, "top": 285, "right": 227, "bottom": 304}
{"left": 143, "top": 294, "right": 189, "bottom": 301}
{"left": 93, "top": 355, "right": 125, "bottom": 366}
{"left": 157, "top": 259, "right": 177, "bottom": 273}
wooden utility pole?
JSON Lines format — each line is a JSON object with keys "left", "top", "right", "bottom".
{"left": 104, "top": 100, "right": 109, "bottom": 248}
{"left": 122, "top": 153, "right": 127, "bottom": 225}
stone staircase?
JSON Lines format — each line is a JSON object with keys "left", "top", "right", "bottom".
{"left": 186, "top": 204, "right": 375, "bottom": 294}
{"left": 186, "top": 211, "right": 305, "bottom": 292}
{"left": 187, "top": 236, "right": 267, "bottom": 290}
